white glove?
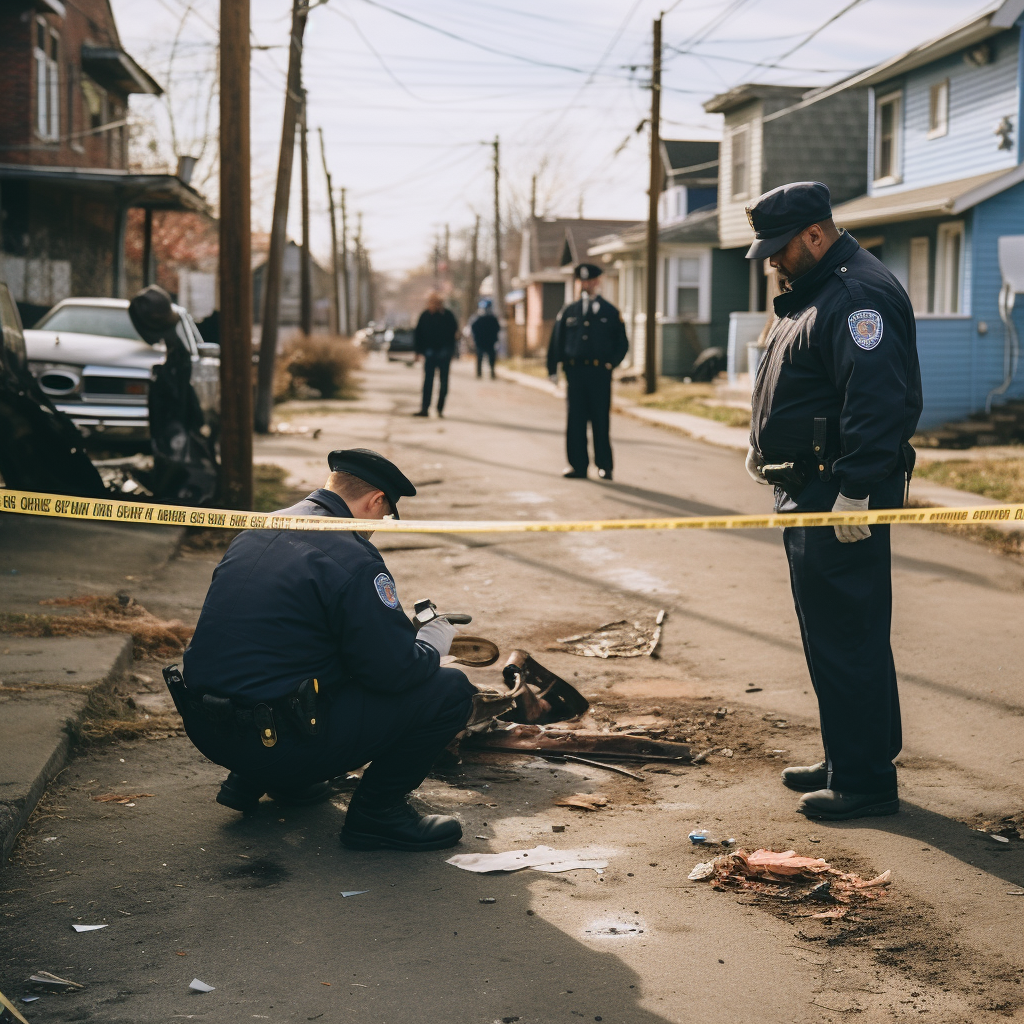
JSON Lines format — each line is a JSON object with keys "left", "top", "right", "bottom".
{"left": 832, "top": 493, "right": 871, "bottom": 543}
{"left": 416, "top": 616, "right": 456, "bottom": 656}
{"left": 548, "top": 374, "right": 559, "bottom": 386}
{"left": 745, "top": 446, "right": 770, "bottom": 485}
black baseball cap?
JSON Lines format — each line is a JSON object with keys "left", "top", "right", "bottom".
{"left": 745, "top": 181, "right": 833, "bottom": 260}
{"left": 574, "top": 263, "right": 603, "bottom": 281}
{"left": 128, "top": 284, "right": 179, "bottom": 346}
{"left": 327, "top": 448, "right": 416, "bottom": 519}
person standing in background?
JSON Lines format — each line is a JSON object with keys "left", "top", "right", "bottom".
{"left": 470, "top": 299, "right": 499, "bottom": 379}
{"left": 413, "top": 292, "right": 459, "bottom": 418}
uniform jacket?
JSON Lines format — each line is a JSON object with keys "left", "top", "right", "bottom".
{"left": 414, "top": 308, "right": 459, "bottom": 356}
{"left": 751, "top": 231, "right": 922, "bottom": 500}
{"left": 547, "top": 296, "right": 629, "bottom": 376}
{"left": 470, "top": 312, "right": 500, "bottom": 350}
{"left": 182, "top": 489, "right": 439, "bottom": 703}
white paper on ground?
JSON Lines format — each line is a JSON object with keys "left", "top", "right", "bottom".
{"left": 341, "top": 890, "right": 369, "bottom": 897}
{"left": 72, "top": 924, "right": 108, "bottom": 932}
{"left": 189, "top": 978, "right": 215, "bottom": 993}
{"left": 446, "top": 845, "right": 610, "bottom": 874}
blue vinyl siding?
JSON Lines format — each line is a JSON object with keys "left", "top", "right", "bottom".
{"left": 916, "top": 318, "right": 978, "bottom": 428}
{"left": 869, "top": 28, "right": 1021, "bottom": 196}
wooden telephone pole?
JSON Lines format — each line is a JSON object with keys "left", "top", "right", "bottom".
{"left": 492, "top": 136, "right": 504, "bottom": 343}
{"left": 354, "top": 212, "right": 363, "bottom": 329}
{"left": 318, "top": 127, "right": 341, "bottom": 335}
{"left": 299, "top": 89, "right": 312, "bottom": 337}
{"left": 464, "top": 213, "right": 480, "bottom": 323}
{"left": 644, "top": 15, "right": 662, "bottom": 395}
{"left": 254, "top": 0, "right": 307, "bottom": 434}
{"left": 218, "top": 0, "right": 253, "bottom": 508}
{"left": 339, "top": 187, "right": 351, "bottom": 335}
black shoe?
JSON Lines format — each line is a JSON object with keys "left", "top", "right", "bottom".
{"left": 437, "top": 409, "right": 444, "bottom": 418}
{"left": 797, "top": 788, "right": 899, "bottom": 820}
{"left": 267, "top": 780, "right": 334, "bottom": 807}
{"left": 216, "top": 772, "right": 265, "bottom": 814}
{"left": 563, "top": 468, "right": 587, "bottom": 479}
{"left": 781, "top": 761, "right": 828, "bottom": 792}
{"left": 412, "top": 410, "right": 429, "bottom": 417}
{"left": 598, "top": 468, "right": 613, "bottom": 481}
{"left": 341, "top": 797, "right": 463, "bottom": 851}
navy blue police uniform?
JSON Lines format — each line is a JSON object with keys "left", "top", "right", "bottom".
{"left": 470, "top": 309, "right": 500, "bottom": 378}
{"left": 414, "top": 305, "right": 459, "bottom": 416}
{"left": 176, "top": 449, "right": 474, "bottom": 848}
{"left": 747, "top": 182, "right": 922, "bottom": 815}
{"left": 547, "top": 264, "right": 629, "bottom": 479}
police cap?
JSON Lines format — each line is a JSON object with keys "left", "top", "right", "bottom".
{"left": 744, "top": 181, "right": 833, "bottom": 260}
{"left": 327, "top": 448, "right": 416, "bottom": 519}
{"left": 574, "top": 263, "right": 603, "bottom": 281}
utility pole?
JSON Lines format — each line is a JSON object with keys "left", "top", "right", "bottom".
{"left": 530, "top": 174, "right": 537, "bottom": 220}
{"left": 578, "top": 192, "right": 584, "bottom": 219}
{"left": 492, "top": 135, "right": 504, "bottom": 337}
{"left": 254, "top": 0, "right": 307, "bottom": 434}
{"left": 318, "top": 127, "right": 341, "bottom": 335}
{"left": 218, "top": 0, "right": 253, "bottom": 508}
{"left": 354, "top": 211, "right": 363, "bottom": 330}
{"left": 644, "top": 14, "right": 662, "bottom": 395}
{"left": 299, "top": 88, "right": 312, "bottom": 336}
{"left": 464, "top": 213, "right": 479, "bottom": 322}
{"left": 339, "top": 187, "right": 351, "bottom": 334}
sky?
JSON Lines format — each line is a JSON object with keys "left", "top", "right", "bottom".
{"left": 111, "top": 0, "right": 990, "bottom": 274}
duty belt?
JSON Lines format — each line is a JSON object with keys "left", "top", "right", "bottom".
{"left": 566, "top": 358, "right": 613, "bottom": 369}
{"left": 162, "top": 666, "right": 321, "bottom": 748}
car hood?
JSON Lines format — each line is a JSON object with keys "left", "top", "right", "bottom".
{"left": 24, "top": 330, "right": 164, "bottom": 370}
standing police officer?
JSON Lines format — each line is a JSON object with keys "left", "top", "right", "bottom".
{"left": 470, "top": 299, "right": 500, "bottom": 379}
{"left": 178, "top": 448, "right": 475, "bottom": 851}
{"left": 744, "top": 182, "right": 922, "bottom": 821}
{"left": 547, "top": 263, "right": 629, "bottom": 480}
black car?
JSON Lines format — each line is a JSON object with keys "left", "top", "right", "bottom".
{"left": 386, "top": 328, "right": 416, "bottom": 362}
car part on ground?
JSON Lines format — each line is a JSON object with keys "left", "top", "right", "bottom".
{"left": 554, "top": 611, "right": 665, "bottom": 658}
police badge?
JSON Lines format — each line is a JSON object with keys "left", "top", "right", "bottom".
{"left": 848, "top": 309, "right": 883, "bottom": 350}
{"left": 373, "top": 572, "right": 399, "bottom": 608}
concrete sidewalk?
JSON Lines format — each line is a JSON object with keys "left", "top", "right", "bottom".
{"left": 0, "top": 514, "right": 184, "bottom": 864}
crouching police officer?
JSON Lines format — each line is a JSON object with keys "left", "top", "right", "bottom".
{"left": 547, "top": 263, "right": 629, "bottom": 480}
{"left": 744, "top": 182, "right": 922, "bottom": 821}
{"left": 174, "top": 448, "right": 475, "bottom": 851}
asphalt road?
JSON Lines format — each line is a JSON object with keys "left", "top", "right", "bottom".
{"left": 2, "top": 354, "right": 1023, "bottom": 1023}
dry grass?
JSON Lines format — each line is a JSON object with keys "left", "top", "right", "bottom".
{"left": 617, "top": 379, "right": 752, "bottom": 429}
{"left": 274, "top": 333, "right": 363, "bottom": 402}
{"left": 915, "top": 457, "right": 1024, "bottom": 503}
{"left": 78, "top": 686, "right": 185, "bottom": 745}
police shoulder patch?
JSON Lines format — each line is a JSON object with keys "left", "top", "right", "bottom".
{"left": 848, "top": 309, "right": 883, "bottom": 350}
{"left": 373, "top": 572, "right": 399, "bottom": 609}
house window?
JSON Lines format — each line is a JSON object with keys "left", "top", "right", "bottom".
{"left": 730, "top": 125, "right": 750, "bottom": 199}
{"left": 664, "top": 255, "right": 704, "bottom": 319}
{"left": 34, "top": 19, "right": 60, "bottom": 141}
{"left": 935, "top": 222, "right": 965, "bottom": 314}
{"left": 81, "top": 77, "right": 105, "bottom": 132}
{"left": 928, "top": 80, "right": 949, "bottom": 139}
{"left": 541, "top": 282, "right": 564, "bottom": 320}
{"left": 908, "top": 237, "right": 930, "bottom": 313}
{"left": 874, "top": 90, "right": 902, "bottom": 182}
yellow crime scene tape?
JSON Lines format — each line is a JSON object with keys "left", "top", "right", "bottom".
{"left": 2, "top": 488, "right": 1023, "bottom": 534}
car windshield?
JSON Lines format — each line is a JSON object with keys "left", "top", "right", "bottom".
{"left": 35, "top": 304, "right": 143, "bottom": 341}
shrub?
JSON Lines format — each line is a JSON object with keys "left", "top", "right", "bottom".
{"left": 273, "top": 333, "right": 363, "bottom": 402}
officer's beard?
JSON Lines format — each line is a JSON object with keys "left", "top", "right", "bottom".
{"left": 773, "top": 238, "right": 818, "bottom": 287}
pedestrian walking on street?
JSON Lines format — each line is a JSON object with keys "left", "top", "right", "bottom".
{"left": 470, "top": 298, "right": 499, "bottom": 378}
{"left": 547, "top": 263, "right": 629, "bottom": 480}
{"left": 178, "top": 448, "right": 474, "bottom": 851}
{"left": 743, "top": 181, "right": 922, "bottom": 822}
{"left": 412, "top": 292, "right": 459, "bottom": 417}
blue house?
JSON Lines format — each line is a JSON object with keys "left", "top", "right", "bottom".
{"left": 829, "top": 0, "right": 1024, "bottom": 429}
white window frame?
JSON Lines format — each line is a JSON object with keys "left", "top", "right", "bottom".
{"left": 34, "top": 18, "right": 60, "bottom": 142}
{"left": 928, "top": 79, "right": 949, "bottom": 139}
{"left": 935, "top": 221, "right": 965, "bottom": 315}
{"left": 908, "top": 236, "right": 930, "bottom": 313}
{"left": 874, "top": 90, "right": 902, "bottom": 184}
{"left": 730, "top": 124, "right": 750, "bottom": 200}
{"left": 664, "top": 250, "right": 711, "bottom": 321}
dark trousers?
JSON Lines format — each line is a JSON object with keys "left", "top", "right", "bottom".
{"left": 182, "top": 667, "right": 474, "bottom": 802}
{"left": 565, "top": 366, "right": 612, "bottom": 473}
{"left": 476, "top": 347, "right": 496, "bottom": 378}
{"left": 781, "top": 468, "right": 906, "bottom": 794}
{"left": 421, "top": 352, "right": 451, "bottom": 413}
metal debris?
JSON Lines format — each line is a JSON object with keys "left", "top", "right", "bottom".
{"left": 447, "top": 845, "right": 611, "bottom": 874}
{"left": 553, "top": 793, "right": 609, "bottom": 811}
{"left": 554, "top": 611, "right": 665, "bottom": 658}
{"left": 466, "top": 724, "right": 689, "bottom": 765}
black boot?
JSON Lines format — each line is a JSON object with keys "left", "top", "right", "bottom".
{"left": 267, "top": 780, "right": 334, "bottom": 807}
{"left": 341, "top": 795, "right": 462, "bottom": 851}
{"left": 216, "top": 772, "right": 264, "bottom": 814}
{"left": 797, "top": 788, "right": 899, "bottom": 820}
{"left": 781, "top": 761, "right": 828, "bottom": 792}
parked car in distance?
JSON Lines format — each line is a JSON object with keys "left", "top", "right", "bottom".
{"left": 24, "top": 297, "right": 220, "bottom": 450}
{"left": 386, "top": 327, "right": 416, "bottom": 362}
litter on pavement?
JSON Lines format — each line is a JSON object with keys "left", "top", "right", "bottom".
{"left": 72, "top": 924, "right": 108, "bottom": 932}
{"left": 447, "top": 845, "right": 611, "bottom": 874}
{"left": 189, "top": 979, "right": 215, "bottom": 993}
{"left": 341, "top": 890, "right": 369, "bottom": 898}
{"left": 27, "top": 972, "right": 83, "bottom": 990}
{"left": 553, "top": 794, "right": 609, "bottom": 811}
{"left": 554, "top": 611, "right": 665, "bottom": 658}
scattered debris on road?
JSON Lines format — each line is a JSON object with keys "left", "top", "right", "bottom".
{"left": 92, "top": 792, "right": 154, "bottom": 804}
{"left": 341, "top": 890, "right": 369, "bottom": 898}
{"left": 447, "top": 845, "right": 611, "bottom": 874}
{"left": 189, "top": 978, "right": 215, "bottom": 993}
{"left": 553, "top": 793, "right": 609, "bottom": 811}
{"left": 553, "top": 611, "right": 665, "bottom": 658}
{"left": 27, "top": 971, "right": 83, "bottom": 991}
{"left": 465, "top": 723, "right": 689, "bottom": 764}
{"left": 71, "top": 924, "right": 107, "bottom": 932}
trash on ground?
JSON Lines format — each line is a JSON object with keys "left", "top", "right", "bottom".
{"left": 584, "top": 917, "right": 646, "bottom": 938}
{"left": 341, "top": 890, "right": 369, "bottom": 898}
{"left": 479, "top": 897, "right": 497, "bottom": 904}
{"left": 552, "top": 755, "right": 645, "bottom": 779}
{"left": 551, "top": 825, "right": 566, "bottom": 833}
{"left": 973, "top": 829, "right": 1011, "bottom": 843}
{"left": 447, "top": 845, "right": 611, "bottom": 874}
{"left": 688, "top": 830, "right": 709, "bottom": 845}
{"left": 92, "top": 792, "right": 155, "bottom": 804}
{"left": 810, "top": 908, "right": 848, "bottom": 920}
{"left": 27, "top": 972, "right": 83, "bottom": 990}
{"left": 72, "top": 924, "right": 108, "bottom": 932}
{"left": 464, "top": 723, "right": 689, "bottom": 764}
{"left": 553, "top": 612, "right": 665, "bottom": 659}
{"left": 553, "top": 793, "right": 609, "bottom": 811}
{"left": 0, "top": 988, "right": 32, "bottom": 1024}
{"left": 189, "top": 978, "right": 215, "bottom": 993}
{"left": 688, "top": 861, "right": 716, "bottom": 881}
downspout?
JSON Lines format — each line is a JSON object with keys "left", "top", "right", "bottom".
{"left": 986, "top": 280, "right": 1020, "bottom": 412}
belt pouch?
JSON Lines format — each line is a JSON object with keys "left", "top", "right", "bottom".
{"left": 289, "top": 677, "right": 320, "bottom": 737}
{"left": 762, "top": 461, "right": 811, "bottom": 500}
{"left": 201, "top": 694, "right": 235, "bottom": 724}
{"left": 254, "top": 704, "right": 278, "bottom": 747}
{"left": 162, "top": 664, "right": 189, "bottom": 718}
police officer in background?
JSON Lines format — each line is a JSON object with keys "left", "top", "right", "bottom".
{"left": 744, "top": 182, "right": 922, "bottom": 821}
{"left": 177, "top": 448, "right": 474, "bottom": 852}
{"left": 470, "top": 298, "right": 500, "bottom": 378}
{"left": 547, "top": 263, "right": 629, "bottom": 480}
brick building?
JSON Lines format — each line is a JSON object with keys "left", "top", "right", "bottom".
{"left": 0, "top": 0, "right": 208, "bottom": 323}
